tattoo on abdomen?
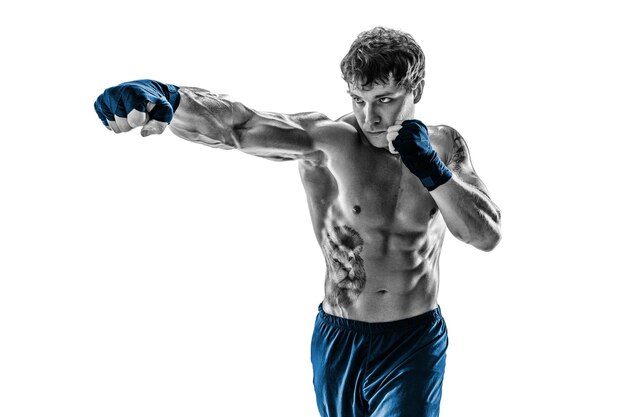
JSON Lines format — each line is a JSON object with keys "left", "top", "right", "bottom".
{"left": 322, "top": 225, "right": 366, "bottom": 308}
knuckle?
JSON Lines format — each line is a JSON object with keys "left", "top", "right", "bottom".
{"left": 127, "top": 110, "right": 147, "bottom": 127}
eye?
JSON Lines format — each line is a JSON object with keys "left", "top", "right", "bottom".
{"left": 352, "top": 96, "right": 364, "bottom": 104}
{"left": 379, "top": 97, "right": 392, "bottom": 103}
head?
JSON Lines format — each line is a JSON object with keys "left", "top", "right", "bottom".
{"left": 340, "top": 27, "right": 426, "bottom": 148}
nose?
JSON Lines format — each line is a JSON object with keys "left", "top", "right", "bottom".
{"left": 363, "top": 103, "right": 380, "bottom": 127}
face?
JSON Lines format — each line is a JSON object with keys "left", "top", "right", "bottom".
{"left": 348, "top": 80, "right": 419, "bottom": 149}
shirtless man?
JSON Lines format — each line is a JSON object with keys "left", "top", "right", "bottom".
{"left": 95, "top": 27, "right": 501, "bottom": 417}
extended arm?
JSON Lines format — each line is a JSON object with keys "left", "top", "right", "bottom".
{"left": 94, "top": 80, "right": 326, "bottom": 162}
{"left": 170, "top": 86, "right": 323, "bottom": 161}
{"left": 429, "top": 127, "right": 502, "bottom": 251}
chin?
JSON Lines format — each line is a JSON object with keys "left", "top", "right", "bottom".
{"left": 364, "top": 132, "right": 388, "bottom": 148}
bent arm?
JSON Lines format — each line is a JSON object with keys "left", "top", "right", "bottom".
{"left": 430, "top": 126, "right": 502, "bottom": 251}
{"left": 168, "top": 86, "right": 323, "bottom": 161}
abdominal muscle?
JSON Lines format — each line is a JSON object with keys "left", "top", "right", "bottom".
{"left": 320, "top": 217, "right": 446, "bottom": 322}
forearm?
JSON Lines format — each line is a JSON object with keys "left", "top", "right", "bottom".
{"left": 430, "top": 175, "right": 502, "bottom": 251}
{"left": 168, "top": 86, "right": 247, "bottom": 149}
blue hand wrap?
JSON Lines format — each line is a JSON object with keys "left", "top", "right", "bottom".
{"left": 94, "top": 79, "right": 180, "bottom": 126}
{"left": 392, "top": 120, "right": 452, "bottom": 191}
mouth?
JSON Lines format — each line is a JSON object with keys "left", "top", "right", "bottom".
{"left": 366, "top": 131, "right": 385, "bottom": 135}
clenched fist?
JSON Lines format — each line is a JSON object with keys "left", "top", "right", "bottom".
{"left": 94, "top": 80, "right": 180, "bottom": 137}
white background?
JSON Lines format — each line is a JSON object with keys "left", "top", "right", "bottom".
{"left": 1, "top": 1, "right": 625, "bottom": 416}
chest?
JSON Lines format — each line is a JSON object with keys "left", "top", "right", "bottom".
{"left": 324, "top": 145, "right": 437, "bottom": 230}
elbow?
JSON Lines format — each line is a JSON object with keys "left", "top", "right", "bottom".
{"left": 452, "top": 220, "right": 501, "bottom": 252}
{"left": 472, "top": 222, "right": 502, "bottom": 252}
{"left": 445, "top": 204, "right": 502, "bottom": 252}
{"left": 475, "top": 204, "right": 502, "bottom": 252}
{"left": 453, "top": 231, "right": 500, "bottom": 252}
{"left": 474, "top": 231, "right": 501, "bottom": 252}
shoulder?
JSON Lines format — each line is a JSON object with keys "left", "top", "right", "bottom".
{"left": 294, "top": 111, "right": 359, "bottom": 148}
{"left": 289, "top": 111, "right": 355, "bottom": 131}
{"left": 426, "top": 124, "right": 466, "bottom": 165}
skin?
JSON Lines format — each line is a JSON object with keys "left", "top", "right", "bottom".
{"left": 107, "top": 79, "right": 502, "bottom": 322}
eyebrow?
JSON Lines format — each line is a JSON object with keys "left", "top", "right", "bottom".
{"left": 346, "top": 90, "right": 399, "bottom": 99}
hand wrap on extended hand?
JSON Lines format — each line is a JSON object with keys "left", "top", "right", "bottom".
{"left": 392, "top": 120, "right": 452, "bottom": 191}
{"left": 94, "top": 79, "right": 180, "bottom": 126}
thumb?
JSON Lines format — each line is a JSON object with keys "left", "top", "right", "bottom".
{"left": 140, "top": 119, "right": 168, "bottom": 137}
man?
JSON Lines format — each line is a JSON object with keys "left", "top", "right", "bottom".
{"left": 94, "top": 27, "right": 501, "bottom": 417}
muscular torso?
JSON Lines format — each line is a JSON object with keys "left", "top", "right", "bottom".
{"left": 299, "top": 115, "right": 450, "bottom": 322}
{"left": 169, "top": 89, "right": 453, "bottom": 322}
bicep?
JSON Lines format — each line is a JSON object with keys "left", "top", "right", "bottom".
{"left": 235, "top": 110, "right": 326, "bottom": 161}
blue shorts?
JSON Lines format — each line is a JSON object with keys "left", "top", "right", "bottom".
{"left": 311, "top": 304, "right": 448, "bottom": 417}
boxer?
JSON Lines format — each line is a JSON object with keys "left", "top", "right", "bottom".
{"left": 95, "top": 27, "right": 501, "bottom": 417}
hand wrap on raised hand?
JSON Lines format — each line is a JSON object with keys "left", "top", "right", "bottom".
{"left": 392, "top": 120, "right": 452, "bottom": 191}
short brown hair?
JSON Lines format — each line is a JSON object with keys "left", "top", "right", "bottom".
{"left": 340, "top": 27, "right": 425, "bottom": 90}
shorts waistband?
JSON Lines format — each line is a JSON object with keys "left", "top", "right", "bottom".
{"left": 317, "top": 303, "right": 443, "bottom": 334}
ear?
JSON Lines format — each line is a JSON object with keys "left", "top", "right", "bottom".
{"left": 412, "top": 79, "right": 425, "bottom": 104}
